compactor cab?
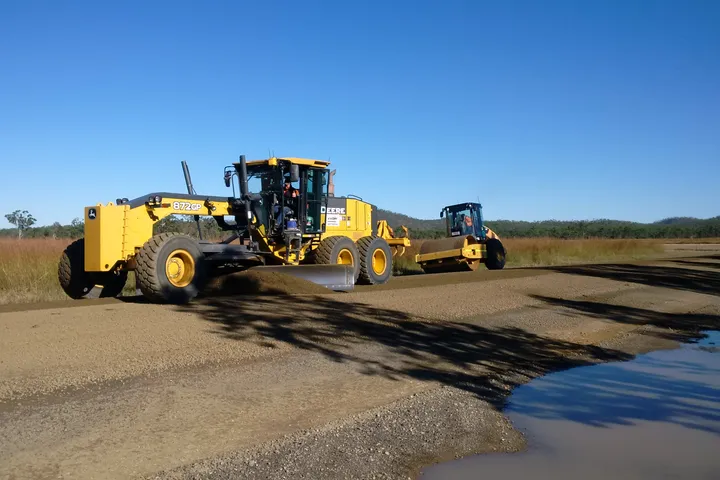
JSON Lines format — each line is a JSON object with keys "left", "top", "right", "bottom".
{"left": 441, "top": 202, "right": 488, "bottom": 240}
{"left": 414, "top": 201, "right": 507, "bottom": 273}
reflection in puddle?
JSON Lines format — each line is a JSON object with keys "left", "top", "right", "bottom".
{"left": 420, "top": 331, "right": 720, "bottom": 480}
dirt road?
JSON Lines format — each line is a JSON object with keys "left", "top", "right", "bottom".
{"left": 1, "top": 252, "right": 719, "bottom": 479}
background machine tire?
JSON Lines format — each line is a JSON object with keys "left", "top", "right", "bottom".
{"left": 485, "top": 237, "right": 507, "bottom": 270}
{"left": 58, "top": 238, "right": 128, "bottom": 299}
{"left": 313, "top": 235, "right": 361, "bottom": 282}
{"left": 135, "top": 232, "right": 207, "bottom": 304}
{"left": 356, "top": 235, "right": 392, "bottom": 285}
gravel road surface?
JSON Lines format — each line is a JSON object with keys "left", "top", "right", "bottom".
{"left": 1, "top": 251, "right": 719, "bottom": 479}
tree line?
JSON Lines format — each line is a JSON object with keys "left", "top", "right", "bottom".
{"left": 3, "top": 209, "right": 720, "bottom": 240}
{"left": 0, "top": 214, "right": 219, "bottom": 240}
{"left": 404, "top": 217, "right": 720, "bottom": 240}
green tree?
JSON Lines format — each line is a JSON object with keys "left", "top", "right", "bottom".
{"left": 69, "top": 218, "right": 84, "bottom": 237}
{"left": 4, "top": 210, "right": 36, "bottom": 238}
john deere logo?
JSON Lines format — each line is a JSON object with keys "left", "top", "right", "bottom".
{"left": 88, "top": 208, "right": 97, "bottom": 220}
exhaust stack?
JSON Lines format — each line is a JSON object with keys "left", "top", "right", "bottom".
{"left": 328, "top": 169, "right": 336, "bottom": 197}
{"left": 181, "top": 160, "right": 203, "bottom": 240}
{"left": 238, "top": 155, "right": 253, "bottom": 225}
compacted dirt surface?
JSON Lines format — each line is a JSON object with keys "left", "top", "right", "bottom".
{"left": 1, "top": 250, "right": 719, "bottom": 480}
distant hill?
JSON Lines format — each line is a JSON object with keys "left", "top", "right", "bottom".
{"left": 376, "top": 208, "right": 720, "bottom": 240}
{"left": 375, "top": 208, "right": 443, "bottom": 231}
{"left": 653, "top": 216, "right": 720, "bottom": 225}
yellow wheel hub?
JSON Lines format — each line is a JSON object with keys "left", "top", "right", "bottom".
{"left": 337, "top": 248, "right": 354, "bottom": 266}
{"left": 371, "top": 248, "right": 387, "bottom": 275}
{"left": 165, "top": 249, "right": 195, "bottom": 288}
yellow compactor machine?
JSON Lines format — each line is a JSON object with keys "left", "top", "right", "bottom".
{"left": 57, "top": 155, "right": 410, "bottom": 304}
{"left": 414, "top": 202, "right": 506, "bottom": 273}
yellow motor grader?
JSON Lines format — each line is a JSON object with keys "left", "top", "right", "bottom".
{"left": 57, "top": 155, "right": 410, "bottom": 303}
{"left": 414, "top": 202, "right": 506, "bottom": 273}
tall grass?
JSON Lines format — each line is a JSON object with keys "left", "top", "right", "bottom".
{"left": 0, "top": 238, "right": 136, "bottom": 305}
{"left": 0, "top": 238, "right": 73, "bottom": 304}
{"left": 0, "top": 235, "right": 711, "bottom": 305}
{"left": 503, "top": 237, "right": 665, "bottom": 267}
{"left": 660, "top": 237, "right": 720, "bottom": 244}
{"left": 393, "top": 237, "right": 668, "bottom": 274}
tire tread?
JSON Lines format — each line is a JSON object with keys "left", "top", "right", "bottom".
{"left": 136, "top": 232, "right": 181, "bottom": 302}
{"left": 356, "top": 235, "right": 392, "bottom": 285}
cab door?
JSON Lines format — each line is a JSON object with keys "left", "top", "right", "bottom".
{"left": 303, "top": 168, "right": 329, "bottom": 234}
{"left": 472, "top": 205, "right": 485, "bottom": 240}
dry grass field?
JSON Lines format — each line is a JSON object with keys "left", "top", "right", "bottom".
{"left": 0, "top": 238, "right": 73, "bottom": 304}
{"left": 392, "top": 237, "right": 673, "bottom": 274}
{"left": 0, "top": 238, "right": 136, "bottom": 304}
{"left": 659, "top": 237, "right": 720, "bottom": 244}
{"left": 0, "top": 236, "right": 717, "bottom": 304}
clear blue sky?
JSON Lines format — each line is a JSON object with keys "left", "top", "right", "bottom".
{"left": 1, "top": 0, "right": 718, "bottom": 228}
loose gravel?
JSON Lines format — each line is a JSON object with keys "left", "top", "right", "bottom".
{"left": 149, "top": 385, "right": 525, "bottom": 480}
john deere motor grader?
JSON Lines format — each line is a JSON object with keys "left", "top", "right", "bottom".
{"left": 57, "top": 155, "right": 410, "bottom": 304}
{"left": 414, "top": 202, "right": 506, "bottom": 273}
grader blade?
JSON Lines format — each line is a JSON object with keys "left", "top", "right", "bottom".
{"left": 415, "top": 235, "right": 483, "bottom": 273}
{"left": 246, "top": 264, "right": 355, "bottom": 292}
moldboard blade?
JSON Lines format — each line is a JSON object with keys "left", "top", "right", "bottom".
{"left": 246, "top": 264, "right": 355, "bottom": 292}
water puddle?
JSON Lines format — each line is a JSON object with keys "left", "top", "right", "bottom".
{"left": 420, "top": 331, "right": 720, "bottom": 480}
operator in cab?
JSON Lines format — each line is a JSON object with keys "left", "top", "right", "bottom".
{"left": 461, "top": 214, "right": 474, "bottom": 235}
{"left": 274, "top": 176, "right": 300, "bottom": 231}
{"left": 283, "top": 178, "right": 299, "bottom": 199}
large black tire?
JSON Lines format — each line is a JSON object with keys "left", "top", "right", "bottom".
{"left": 313, "top": 236, "right": 360, "bottom": 282}
{"left": 485, "top": 238, "right": 506, "bottom": 270}
{"left": 356, "top": 235, "right": 393, "bottom": 285}
{"left": 58, "top": 238, "right": 96, "bottom": 299}
{"left": 58, "top": 238, "right": 129, "bottom": 299}
{"left": 135, "top": 233, "right": 207, "bottom": 304}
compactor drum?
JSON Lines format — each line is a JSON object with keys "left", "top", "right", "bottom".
{"left": 415, "top": 202, "right": 506, "bottom": 274}
{"left": 57, "top": 155, "right": 409, "bottom": 304}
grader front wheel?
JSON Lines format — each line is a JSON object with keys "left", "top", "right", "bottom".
{"left": 135, "top": 233, "right": 207, "bottom": 304}
{"left": 58, "top": 238, "right": 96, "bottom": 299}
{"left": 313, "top": 236, "right": 361, "bottom": 283}
{"left": 58, "top": 238, "right": 128, "bottom": 299}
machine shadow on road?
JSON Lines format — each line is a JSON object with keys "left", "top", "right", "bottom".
{"left": 548, "top": 260, "right": 720, "bottom": 297}
{"left": 176, "top": 286, "right": 720, "bottom": 430}
{"left": 670, "top": 258, "right": 720, "bottom": 271}
{"left": 172, "top": 257, "right": 720, "bottom": 429}
{"left": 529, "top": 295, "right": 720, "bottom": 343}
{"left": 178, "top": 291, "right": 632, "bottom": 407}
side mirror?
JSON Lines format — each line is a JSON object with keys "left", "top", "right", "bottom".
{"left": 290, "top": 164, "right": 300, "bottom": 183}
{"left": 224, "top": 171, "right": 232, "bottom": 187}
{"left": 440, "top": 210, "right": 444, "bottom": 218}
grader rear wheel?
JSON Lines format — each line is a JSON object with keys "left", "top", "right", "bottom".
{"left": 356, "top": 236, "right": 392, "bottom": 285}
{"left": 135, "top": 233, "right": 207, "bottom": 304}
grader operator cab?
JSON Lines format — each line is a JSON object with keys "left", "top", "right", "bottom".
{"left": 414, "top": 202, "right": 506, "bottom": 273}
{"left": 58, "top": 155, "right": 409, "bottom": 304}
